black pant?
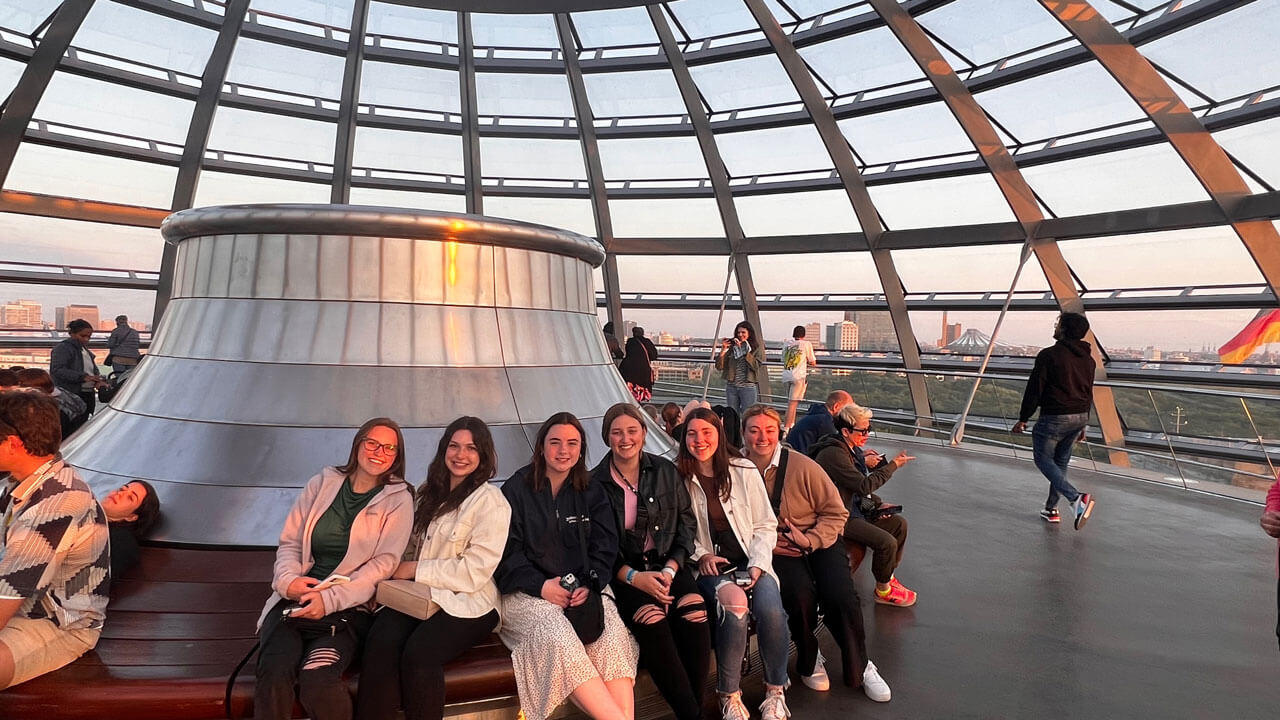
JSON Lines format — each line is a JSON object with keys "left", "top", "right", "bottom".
{"left": 77, "top": 389, "right": 96, "bottom": 417}
{"left": 774, "top": 545, "right": 869, "bottom": 687}
{"left": 354, "top": 607, "right": 498, "bottom": 720}
{"left": 843, "top": 514, "right": 908, "bottom": 584}
{"left": 255, "top": 599, "right": 372, "bottom": 720}
{"left": 611, "top": 569, "right": 711, "bottom": 720}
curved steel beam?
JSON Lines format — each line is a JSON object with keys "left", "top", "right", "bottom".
{"left": 649, "top": 4, "right": 772, "bottom": 398}
{"left": 458, "top": 11, "right": 483, "bottom": 213}
{"left": 1041, "top": 0, "right": 1280, "bottom": 300}
{"left": 742, "top": 0, "right": 932, "bottom": 428}
{"left": 331, "top": 0, "right": 370, "bottom": 203}
{"left": 868, "top": 0, "right": 1126, "bottom": 461}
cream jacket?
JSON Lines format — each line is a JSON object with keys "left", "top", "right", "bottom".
{"left": 684, "top": 457, "right": 779, "bottom": 583}
{"left": 408, "top": 482, "right": 511, "bottom": 619}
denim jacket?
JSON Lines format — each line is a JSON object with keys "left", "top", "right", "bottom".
{"left": 591, "top": 451, "right": 696, "bottom": 573}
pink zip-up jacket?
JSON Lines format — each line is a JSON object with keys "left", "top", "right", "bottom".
{"left": 1268, "top": 478, "right": 1280, "bottom": 576}
{"left": 256, "top": 467, "right": 414, "bottom": 630}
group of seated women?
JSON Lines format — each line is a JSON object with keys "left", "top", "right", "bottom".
{"left": 255, "top": 401, "right": 899, "bottom": 720}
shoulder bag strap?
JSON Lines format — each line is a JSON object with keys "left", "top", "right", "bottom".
{"left": 769, "top": 450, "right": 789, "bottom": 514}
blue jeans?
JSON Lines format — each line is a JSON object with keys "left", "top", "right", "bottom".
{"left": 725, "top": 384, "right": 758, "bottom": 419}
{"left": 696, "top": 572, "right": 790, "bottom": 692}
{"left": 1032, "top": 412, "right": 1089, "bottom": 510}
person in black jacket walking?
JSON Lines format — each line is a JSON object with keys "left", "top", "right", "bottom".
{"left": 1011, "top": 312, "right": 1098, "bottom": 530}
{"left": 592, "top": 403, "right": 710, "bottom": 720}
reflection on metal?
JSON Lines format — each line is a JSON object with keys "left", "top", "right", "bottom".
{"left": 1042, "top": 0, "right": 1280, "bottom": 300}
{"left": 0, "top": 0, "right": 95, "bottom": 188}
{"left": 331, "top": 0, "right": 370, "bottom": 204}
{"left": 649, "top": 4, "right": 771, "bottom": 397}
{"left": 744, "top": 0, "right": 931, "bottom": 427}
{"left": 459, "top": 11, "right": 484, "bottom": 214}
{"left": 555, "top": 13, "right": 625, "bottom": 334}
{"left": 0, "top": 189, "right": 167, "bottom": 227}
{"left": 868, "top": 0, "right": 1126, "bottom": 461}
{"left": 62, "top": 205, "right": 672, "bottom": 546}
{"left": 159, "top": 0, "right": 251, "bottom": 327}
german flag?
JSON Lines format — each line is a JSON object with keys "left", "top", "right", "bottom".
{"left": 1219, "top": 309, "right": 1280, "bottom": 364}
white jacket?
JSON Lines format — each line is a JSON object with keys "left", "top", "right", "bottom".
{"left": 684, "top": 457, "right": 779, "bottom": 583}
{"left": 408, "top": 482, "right": 511, "bottom": 619}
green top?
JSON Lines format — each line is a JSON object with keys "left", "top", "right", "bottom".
{"left": 307, "top": 477, "right": 382, "bottom": 581}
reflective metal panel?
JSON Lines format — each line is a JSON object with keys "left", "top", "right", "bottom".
{"left": 497, "top": 308, "right": 611, "bottom": 367}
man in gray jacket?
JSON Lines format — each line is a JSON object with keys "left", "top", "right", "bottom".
{"left": 105, "top": 315, "right": 141, "bottom": 374}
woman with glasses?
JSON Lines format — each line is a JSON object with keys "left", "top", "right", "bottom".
{"left": 356, "top": 417, "right": 511, "bottom": 720}
{"left": 678, "top": 407, "right": 792, "bottom": 720}
{"left": 253, "top": 418, "right": 414, "bottom": 720}
{"left": 809, "top": 404, "right": 918, "bottom": 607}
{"left": 715, "top": 321, "right": 764, "bottom": 419}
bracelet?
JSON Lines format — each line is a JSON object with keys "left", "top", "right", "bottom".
{"left": 661, "top": 566, "right": 677, "bottom": 578}
{"left": 626, "top": 568, "right": 637, "bottom": 584}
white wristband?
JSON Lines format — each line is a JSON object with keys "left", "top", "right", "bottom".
{"left": 661, "top": 566, "right": 677, "bottom": 578}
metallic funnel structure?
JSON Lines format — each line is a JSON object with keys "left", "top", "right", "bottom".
{"left": 62, "top": 205, "right": 674, "bottom": 547}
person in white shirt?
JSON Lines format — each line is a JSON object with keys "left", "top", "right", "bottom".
{"left": 780, "top": 326, "right": 817, "bottom": 430}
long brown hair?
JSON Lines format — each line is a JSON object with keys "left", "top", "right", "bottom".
{"left": 336, "top": 417, "right": 406, "bottom": 485}
{"left": 530, "top": 412, "right": 590, "bottom": 492}
{"left": 413, "top": 417, "right": 497, "bottom": 538}
{"left": 676, "top": 407, "right": 732, "bottom": 501}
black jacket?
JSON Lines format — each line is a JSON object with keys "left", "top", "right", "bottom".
{"left": 495, "top": 465, "right": 619, "bottom": 596}
{"left": 785, "top": 403, "right": 835, "bottom": 454}
{"left": 50, "top": 337, "right": 97, "bottom": 394}
{"left": 809, "top": 433, "right": 898, "bottom": 521}
{"left": 619, "top": 336, "right": 658, "bottom": 389}
{"left": 1018, "top": 339, "right": 1095, "bottom": 422}
{"left": 591, "top": 451, "right": 696, "bottom": 573}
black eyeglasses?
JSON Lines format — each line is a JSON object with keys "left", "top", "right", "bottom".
{"left": 851, "top": 427, "right": 872, "bottom": 435}
{"left": 360, "top": 438, "right": 398, "bottom": 455}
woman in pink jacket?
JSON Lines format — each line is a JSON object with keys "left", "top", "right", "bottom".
{"left": 254, "top": 418, "right": 415, "bottom": 720}
{"left": 1262, "top": 476, "right": 1280, "bottom": 650}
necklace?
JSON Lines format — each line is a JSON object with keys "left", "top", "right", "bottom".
{"left": 610, "top": 459, "right": 638, "bottom": 494}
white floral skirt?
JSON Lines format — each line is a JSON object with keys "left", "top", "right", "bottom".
{"left": 498, "top": 591, "right": 639, "bottom": 720}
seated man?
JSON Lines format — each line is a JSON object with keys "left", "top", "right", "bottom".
{"left": 14, "top": 368, "right": 88, "bottom": 438}
{"left": 785, "top": 390, "right": 852, "bottom": 455}
{"left": 0, "top": 391, "right": 110, "bottom": 689}
{"left": 810, "top": 403, "right": 917, "bottom": 607}
{"left": 99, "top": 480, "right": 160, "bottom": 579}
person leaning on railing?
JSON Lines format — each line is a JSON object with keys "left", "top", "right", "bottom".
{"left": 1262, "top": 475, "right": 1280, "bottom": 650}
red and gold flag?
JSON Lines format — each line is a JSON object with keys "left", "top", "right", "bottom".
{"left": 1219, "top": 309, "right": 1280, "bottom": 364}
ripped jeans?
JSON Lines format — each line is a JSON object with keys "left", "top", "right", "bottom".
{"left": 255, "top": 599, "right": 372, "bottom": 720}
{"left": 696, "top": 572, "right": 790, "bottom": 693}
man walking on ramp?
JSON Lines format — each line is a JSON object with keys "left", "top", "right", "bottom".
{"left": 1011, "top": 312, "right": 1097, "bottom": 530}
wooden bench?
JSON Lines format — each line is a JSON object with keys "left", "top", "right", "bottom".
{"left": 0, "top": 546, "right": 517, "bottom": 720}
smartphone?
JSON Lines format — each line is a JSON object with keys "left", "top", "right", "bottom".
{"left": 877, "top": 504, "right": 904, "bottom": 518}
{"left": 732, "top": 569, "right": 753, "bottom": 588}
{"left": 313, "top": 574, "right": 350, "bottom": 591}
{"left": 281, "top": 603, "right": 304, "bottom": 617}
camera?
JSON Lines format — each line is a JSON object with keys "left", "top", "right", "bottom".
{"left": 559, "top": 573, "right": 581, "bottom": 592}
{"left": 732, "top": 569, "right": 753, "bottom": 588}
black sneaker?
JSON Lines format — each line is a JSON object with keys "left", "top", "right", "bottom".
{"left": 1039, "top": 508, "right": 1061, "bottom": 524}
{"left": 1074, "top": 494, "right": 1095, "bottom": 530}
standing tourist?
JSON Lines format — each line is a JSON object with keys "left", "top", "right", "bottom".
{"left": 716, "top": 322, "right": 763, "bottom": 419}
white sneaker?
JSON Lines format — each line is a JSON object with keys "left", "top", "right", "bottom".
{"left": 720, "top": 691, "right": 751, "bottom": 720}
{"left": 759, "top": 690, "right": 791, "bottom": 720}
{"left": 801, "top": 652, "right": 831, "bottom": 691}
{"left": 863, "top": 660, "right": 891, "bottom": 702}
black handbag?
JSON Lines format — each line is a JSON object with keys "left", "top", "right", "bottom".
{"left": 563, "top": 492, "right": 605, "bottom": 644}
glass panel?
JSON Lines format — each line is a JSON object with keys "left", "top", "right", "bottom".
{"left": 598, "top": 136, "right": 708, "bottom": 181}
{"left": 616, "top": 255, "right": 732, "bottom": 293}
{"left": 479, "top": 137, "right": 586, "bottom": 180}
{"left": 750, "top": 251, "right": 882, "bottom": 294}
{"left": 250, "top": 0, "right": 354, "bottom": 29}
{"left": 667, "top": 0, "right": 760, "bottom": 39}
{"left": 583, "top": 69, "right": 686, "bottom": 118}
{"left": 484, "top": 196, "right": 596, "bottom": 238}
{"left": 868, "top": 174, "right": 1017, "bottom": 229}
{"left": 347, "top": 187, "right": 466, "bottom": 212}
{"left": 0, "top": 56, "right": 21, "bottom": 100}
{"left": 912, "top": 309, "right": 1061, "bottom": 356}
{"left": 1139, "top": 3, "right": 1280, "bottom": 102}
{"left": 1214, "top": 118, "right": 1280, "bottom": 189}
{"left": 358, "top": 61, "right": 460, "bottom": 113}
{"left": 1058, "top": 227, "right": 1264, "bottom": 289}
{"left": 77, "top": 0, "right": 217, "bottom": 76}
{"left": 715, "top": 125, "right": 832, "bottom": 176}
{"left": 782, "top": 0, "right": 857, "bottom": 18}
{"left": 1020, "top": 144, "right": 1210, "bottom": 216}
{"left": 193, "top": 171, "right": 329, "bottom": 206}
{"left": 798, "top": 26, "right": 923, "bottom": 97}
{"left": 733, "top": 190, "right": 860, "bottom": 237}
{"left": 366, "top": 2, "right": 456, "bottom": 43}
{"left": 471, "top": 13, "right": 557, "bottom": 49}
{"left": 1087, "top": 309, "right": 1263, "bottom": 365}
{"left": 916, "top": 0, "right": 1068, "bottom": 67}
{"left": 688, "top": 55, "right": 799, "bottom": 111}
{"left": 7, "top": 145, "right": 175, "bottom": 208}
{"left": 609, "top": 198, "right": 725, "bottom": 238}
{"left": 0, "top": 283, "right": 155, "bottom": 336}
{"left": 208, "top": 107, "right": 337, "bottom": 164}
{"left": 225, "top": 38, "right": 345, "bottom": 100}
{"left": 837, "top": 102, "right": 974, "bottom": 165}
{"left": 893, "top": 245, "right": 1051, "bottom": 293}
{"left": 974, "top": 62, "right": 1149, "bottom": 143}
{"left": 0, "top": 213, "right": 161, "bottom": 268}
{"left": 570, "top": 7, "right": 658, "bottom": 47}
{"left": 924, "top": 373, "right": 1026, "bottom": 426}
{"left": 475, "top": 72, "right": 574, "bottom": 118}
{"left": 0, "top": 0, "right": 62, "bottom": 35}
{"left": 35, "top": 73, "right": 195, "bottom": 144}
{"left": 352, "top": 127, "right": 463, "bottom": 176}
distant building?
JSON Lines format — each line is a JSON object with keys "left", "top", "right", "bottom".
{"left": 0, "top": 299, "right": 42, "bottom": 329}
{"left": 657, "top": 331, "right": 675, "bottom": 345}
{"left": 1144, "top": 346, "right": 1163, "bottom": 361}
{"left": 826, "top": 321, "right": 859, "bottom": 351}
{"left": 938, "top": 311, "right": 963, "bottom": 347}
{"left": 55, "top": 304, "right": 100, "bottom": 330}
{"left": 844, "top": 311, "right": 895, "bottom": 351}
{"left": 623, "top": 320, "right": 637, "bottom": 337}
{"left": 804, "top": 322, "right": 823, "bottom": 347}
